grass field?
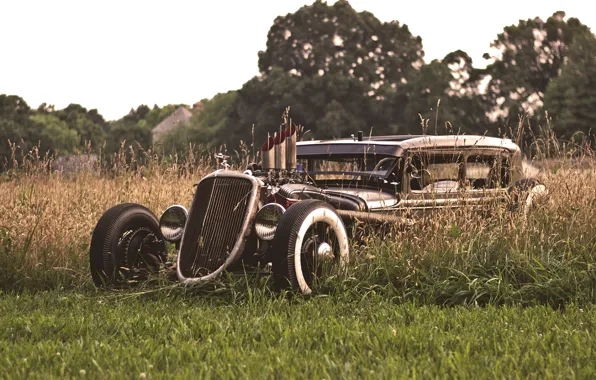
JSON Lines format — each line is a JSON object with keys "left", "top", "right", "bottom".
{"left": 1, "top": 141, "right": 595, "bottom": 378}
{"left": 1, "top": 291, "right": 594, "bottom": 379}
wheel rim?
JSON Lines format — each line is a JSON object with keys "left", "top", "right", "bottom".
{"left": 293, "top": 208, "right": 349, "bottom": 294}
{"left": 115, "top": 227, "right": 164, "bottom": 282}
{"left": 523, "top": 184, "right": 548, "bottom": 215}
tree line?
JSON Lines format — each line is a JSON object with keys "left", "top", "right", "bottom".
{"left": 0, "top": 97, "right": 187, "bottom": 167}
{"left": 2, "top": 1, "right": 595, "bottom": 168}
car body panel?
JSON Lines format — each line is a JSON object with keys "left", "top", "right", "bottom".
{"left": 296, "top": 134, "right": 523, "bottom": 217}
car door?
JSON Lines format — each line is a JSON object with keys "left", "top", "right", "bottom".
{"left": 397, "top": 149, "right": 466, "bottom": 217}
{"left": 460, "top": 149, "right": 512, "bottom": 207}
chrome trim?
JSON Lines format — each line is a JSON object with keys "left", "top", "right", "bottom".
{"left": 159, "top": 204, "right": 188, "bottom": 243}
{"left": 254, "top": 203, "right": 286, "bottom": 241}
{"left": 285, "top": 125, "right": 297, "bottom": 170}
{"left": 176, "top": 171, "right": 261, "bottom": 284}
{"left": 274, "top": 132, "right": 286, "bottom": 170}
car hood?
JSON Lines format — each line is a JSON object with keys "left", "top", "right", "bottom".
{"left": 324, "top": 188, "right": 399, "bottom": 210}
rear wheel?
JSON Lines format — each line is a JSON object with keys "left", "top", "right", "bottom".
{"left": 272, "top": 200, "right": 349, "bottom": 294}
{"left": 508, "top": 178, "right": 548, "bottom": 214}
{"left": 90, "top": 203, "right": 167, "bottom": 287}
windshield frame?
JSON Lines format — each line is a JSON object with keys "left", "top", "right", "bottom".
{"left": 297, "top": 153, "right": 402, "bottom": 182}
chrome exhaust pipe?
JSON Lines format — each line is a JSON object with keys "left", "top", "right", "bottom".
{"left": 285, "top": 122, "right": 297, "bottom": 170}
{"left": 261, "top": 135, "right": 274, "bottom": 171}
{"left": 273, "top": 131, "right": 286, "bottom": 170}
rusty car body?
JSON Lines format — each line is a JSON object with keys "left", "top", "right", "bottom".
{"left": 89, "top": 128, "right": 545, "bottom": 294}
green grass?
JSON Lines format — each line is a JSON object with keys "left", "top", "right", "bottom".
{"left": 0, "top": 290, "right": 594, "bottom": 379}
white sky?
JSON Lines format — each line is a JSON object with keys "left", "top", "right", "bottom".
{"left": 1, "top": 0, "right": 594, "bottom": 121}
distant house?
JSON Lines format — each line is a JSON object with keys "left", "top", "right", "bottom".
{"left": 152, "top": 106, "right": 193, "bottom": 143}
{"left": 53, "top": 154, "right": 98, "bottom": 174}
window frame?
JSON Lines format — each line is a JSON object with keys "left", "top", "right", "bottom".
{"left": 403, "top": 148, "right": 512, "bottom": 195}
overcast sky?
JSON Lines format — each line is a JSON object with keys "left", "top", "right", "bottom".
{"left": 1, "top": 0, "right": 594, "bottom": 120}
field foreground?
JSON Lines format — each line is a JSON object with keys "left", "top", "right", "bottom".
{"left": 0, "top": 291, "right": 594, "bottom": 379}
{"left": 1, "top": 159, "right": 595, "bottom": 305}
{"left": 1, "top": 153, "right": 596, "bottom": 377}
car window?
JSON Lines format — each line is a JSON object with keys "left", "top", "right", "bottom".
{"left": 299, "top": 155, "right": 398, "bottom": 180}
{"left": 466, "top": 154, "right": 511, "bottom": 189}
{"left": 408, "top": 153, "right": 463, "bottom": 193}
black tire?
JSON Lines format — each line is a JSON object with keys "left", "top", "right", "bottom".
{"left": 508, "top": 178, "right": 547, "bottom": 212}
{"left": 272, "top": 200, "right": 349, "bottom": 294}
{"left": 90, "top": 203, "right": 167, "bottom": 287}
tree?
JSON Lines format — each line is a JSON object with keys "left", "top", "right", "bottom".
{"left": 544, "top": 32, "right": 596, "bottom": 139}
{"left": 483, "top": 11, "right": 591, "bottom": 122}
{"left": 318, "top": 100, "right": 366, "bottom": 138}
{"left": 230, "top": 67, "right": 380, "bottom": 145}
{"left": 30, "top": 113, "right": 78, "bottom": 154}
{"left": 190, "top": 91, "right": 238, "bottom": 145}
{"left": 227, "top": 0, "right": 424, "bottom": 145}
{"left": 52, "top": 103, "right": 107, "bottom": 148}
{"left": 104, "top": 104, "right": 186, "bottom": 154}
{"left": 159, "top": 93, "right": 238, "bottom": 154}
{"left": 258, "top": 0, "right": 423, "bottom": 87}
{"left": 105, "top": 122, "right": 152, "bottom": 154}
{"left": 0, "top": 95, "right": 43, "bottom": 166}
{"left": 387, "top": 51, "right": 492, "bottom": 135}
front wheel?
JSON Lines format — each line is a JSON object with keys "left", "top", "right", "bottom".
{"left": 90, "top": 203, "right": 167, "bottom": 287}
{"left": 272, "top": 200, "right": 349, "bottom": 294}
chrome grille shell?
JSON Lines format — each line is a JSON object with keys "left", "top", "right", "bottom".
{"left": 176, "top": 171, "right": 261, "bottom": 283}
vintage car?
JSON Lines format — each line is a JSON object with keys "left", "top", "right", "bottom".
{"left": 89, "top": 127, "right": 546, "bottom": 294}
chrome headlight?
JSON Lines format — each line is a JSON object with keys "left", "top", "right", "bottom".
{"left": 254, "top": 203, "right": 285, "bottom": 241}
{"left": 159, "top": 205, "right": 188, "bottom": 243}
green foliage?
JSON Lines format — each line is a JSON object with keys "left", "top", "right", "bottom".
{"left": 54, "top": 103, "right": 107, "bottom": 147}
{"left": 318, "top": 99, "right": 366, "bottom": 138}
{"left": 190, "top": 91, "right": 238, "bottom": 145}
{"left": 232, "top": 68, "right": 380, "bottom": 144}
{"left": 483, "top": 11, "right": 592, "bottom": 121}
{"left": 159, "top": 93, "right": 238, "bottom": 154}
{"left": 396, "top": 51, "right": 493, "bottom": 135}
{"left": 29, "top": 114, "right": 78, "bottom": 154}
{"left": 544, "top": 32, "right": 596, "bottom": 138}
{"left": 141, "top": 104, "right": 181, "bottom": 128}
{"left": 105, "top": 104, "right": 186, "bottom": 154}
{"left": 0, "top": 96, "right": 41, "bottom": 165}
{"left": 0, "top": 97, "right": 110, "bottom": 165}
{"left": 159, "top": 123, "right": 192, "bottom": 153}
{"left": 105, "top": 119, "right": 152, "bottom": 154}
{"left": 258, "top": 0, "right": 423, "bottom": 84}
{"left": 228, "top": 0, "right": 426, "bottom": 145}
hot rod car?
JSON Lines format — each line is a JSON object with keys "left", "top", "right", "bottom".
{"left": 89, "top": 127, "right": 546, "bottom": 294}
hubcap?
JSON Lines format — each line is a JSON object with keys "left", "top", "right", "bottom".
{"left": 316, "top": 242, "right": 334, "bottom": 261}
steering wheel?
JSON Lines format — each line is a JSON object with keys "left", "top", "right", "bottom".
{"left": 372, "top": 157, "right": 394, "bottom": 173}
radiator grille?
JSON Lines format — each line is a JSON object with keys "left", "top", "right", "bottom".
{"left": 178, "top": 174, "right": 258, "bottom": 279}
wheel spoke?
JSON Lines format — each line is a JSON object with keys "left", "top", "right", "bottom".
{"left": 298, "top": 221, "right": 341, "bottom": 288}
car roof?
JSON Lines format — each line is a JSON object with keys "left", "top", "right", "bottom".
{"left": 296, "top": 135, "right": 520, "bottom": 157}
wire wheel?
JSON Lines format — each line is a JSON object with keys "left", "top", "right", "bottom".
{"left": 90, "top": 203, "right": 167, "bottom": 287}
{"left": 273, "top": 200, "right": 349, "bottom": 294}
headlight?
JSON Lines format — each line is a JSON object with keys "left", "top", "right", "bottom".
{"left": 159, "top": 205, "right": 188, "bottom": 243}
{"left": 254, "top": 203, "right": 285, "bottom": 241}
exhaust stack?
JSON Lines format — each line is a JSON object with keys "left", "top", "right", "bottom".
{"left": 260, "top": 135, "right": 274, "bottom": 171}
{"left": 284, "top": 123, "right": 297, "bottom": 170}
{"left": 273, "top": 131, "right": 286, "bottom": 170}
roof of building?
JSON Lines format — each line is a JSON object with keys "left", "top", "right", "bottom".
{"left": 152, "top": 106, "right": 193, "bottom": 142}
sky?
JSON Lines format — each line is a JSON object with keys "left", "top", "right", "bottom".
{"left": 1, "top": 0, "right": 595, "bottom": 121}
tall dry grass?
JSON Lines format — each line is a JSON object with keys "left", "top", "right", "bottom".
{"left": 345, "top": 161, "right": 596, "bottom": 306}
{"left": 0, "top": 131, "right": 595, "bottom": 305}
